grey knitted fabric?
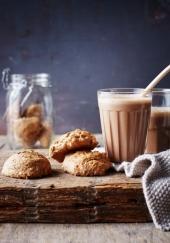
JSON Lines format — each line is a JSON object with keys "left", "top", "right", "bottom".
{"left": 113, "top": 149, "right": 170, "bottom": 231}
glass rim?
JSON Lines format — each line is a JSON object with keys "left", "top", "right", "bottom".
{"left": 151, "top": 88, "right": 170, "bottom": 94}
{"left": 98, "top": 88, "right": 148, "bottom": 95}
{"left": 98, "top": 88, "right": 170, "bottom": 94}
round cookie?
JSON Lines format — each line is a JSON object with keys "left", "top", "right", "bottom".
{"left": 39, "top": 121, "right": 52, "bottom": 148}
{"left": 23, "top": 103, "right": 43, "bottom": 118}
{"left": 49, "top": 129, "right": 98, "bottom": 162}
{"left": 14, "top": 117, "right": 43, "bottom": 147}
{"left": 63, "top": 151, "right": 112, "bottom": 176}
{"left": 1, "top": 150, "right": 52, "bottom": 179}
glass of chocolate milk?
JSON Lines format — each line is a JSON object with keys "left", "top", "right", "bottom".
{"left": 146, "top": 89, "right": 170, "bottom": 153}
{"left": 98, "top": 88, "right": 152, "bottom": 163}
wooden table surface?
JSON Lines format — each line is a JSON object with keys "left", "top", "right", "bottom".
{"left": 0, "top": 223, "right": 170, "bottom": 243}
{"left": 0, "top": 135, "right": 170, "bottom": 243}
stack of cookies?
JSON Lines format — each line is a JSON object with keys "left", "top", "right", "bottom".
{"left": 13, "top": 103, "right": 52, "bottom": 148}
{"left": 2, "top": 129, "right": 112, "bottom": 179}
{"left": 49, "top": 129, "right": 112, "bottom": 176}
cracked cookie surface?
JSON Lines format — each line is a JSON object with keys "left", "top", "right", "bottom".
{"left": 2, "top": 150, "right": 52, "bottom": 179}
{"left": 63, "top": 151, "right": 112, "bottom": 176}
{"left": 49, "top": 129, "right": 98, "bottom": 162}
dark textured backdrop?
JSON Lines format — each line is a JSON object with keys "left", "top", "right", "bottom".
{"left": 0, "top": 0, "right": 170, "bottom": 134}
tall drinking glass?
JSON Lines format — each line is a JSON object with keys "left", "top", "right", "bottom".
{"left": 146, "top": 88, "right": 170, "bottom": 153}
{"left": 98, "top": 88, "right": 152, "bottom": 163}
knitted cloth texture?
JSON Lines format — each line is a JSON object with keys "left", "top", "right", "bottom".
{"left": 113, "top": 149, "right": 170, "bottom": 231}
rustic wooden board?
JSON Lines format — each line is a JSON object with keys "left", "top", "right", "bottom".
{"left": 0, "top": 150, "right": 151, "bottom": 223}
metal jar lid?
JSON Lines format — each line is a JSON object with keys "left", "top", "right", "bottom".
{"left": 11, "top": 73, "right": 51, "bottom": 87}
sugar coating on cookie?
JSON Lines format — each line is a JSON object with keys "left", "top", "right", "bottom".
{"left": 63, "top": 151, "right": 112, "bottom": 176}
{"left": 2, "top": 150, "right": 52, "bottom": 179}
{"left": 49, "top": 129, "right": 98, "bottom": 162}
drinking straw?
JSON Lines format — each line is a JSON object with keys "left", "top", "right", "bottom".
{"left": 142, "top": 65, "right": 170, "bottom": 96}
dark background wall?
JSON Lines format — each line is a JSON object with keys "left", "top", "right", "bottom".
{"left": 0, "top": 0, "right": 170, "bottom": 134}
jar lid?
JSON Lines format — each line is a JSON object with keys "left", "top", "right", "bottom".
{"left": 11, "top": 73, "right": 51, "bottom": 87}
{"left": 11, "top": 74, "right": 28, "bottom": 82}
{"left": 32, "top": 73, "right": 51, "bottom": 87}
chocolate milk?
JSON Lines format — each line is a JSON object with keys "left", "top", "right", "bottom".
{"left": 146, "top": 107, "right": 170, "bottom": 153}
{"left": 98, "top": 95, "right": 151, "bottom": 162}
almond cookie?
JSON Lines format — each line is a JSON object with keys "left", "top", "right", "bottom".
{"left": 22, "top": 103, "right": 43, "bottom": 118}
{"left": 14, "top": 117, "right": 43, "bottom": 147}
{"left": 63, "top": 151, "right": 112, "bottom": 176}
{"left": 49, "top": 129, "right": 98, "bottom": 162}
{"left": 1, "top": 150, "right": 52, "bottom": 179}
{"left": 39, "top": 121, "right": 52, "bottom": 148}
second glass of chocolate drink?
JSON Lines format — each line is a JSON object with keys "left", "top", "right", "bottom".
{"left": 146, "top": 89, "right": 170, "bottom": 153}
{"left": 98, "top": 88, "right": 152, "bottom": 163}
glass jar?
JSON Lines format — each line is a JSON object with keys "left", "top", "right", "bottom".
{"left": 6, "top": 73, "right": 53, "bottom": 149}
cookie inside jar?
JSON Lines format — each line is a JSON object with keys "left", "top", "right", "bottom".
{"left": 6, "top": 73, "right": 53, "bottom": 149}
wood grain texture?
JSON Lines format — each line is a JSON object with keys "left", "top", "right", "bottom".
{"left": 0, "top": 149, "right": 151, "bottom": 223}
